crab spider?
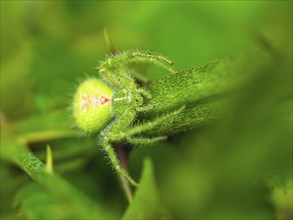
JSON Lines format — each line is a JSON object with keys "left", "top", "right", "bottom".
{"left": 73, "top": 50, "right": 184, "bottom": 186}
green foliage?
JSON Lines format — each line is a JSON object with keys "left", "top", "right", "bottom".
{"left": 1, "top": 1, "right": 292, "bottom": 219}
{"left": 142, "top": 51, "right": 271, "bottom": 134}
{"left": 2, "top": 132, "right": 117, "bottom": 219}
{"left": 16, "top": 181, "right": 116, "bottom": 219}
{"left": 270, "top": 177, "right": 293, "bottom": 220}
{"left": 123, "top": 158, "right": 168, "bottom": 219}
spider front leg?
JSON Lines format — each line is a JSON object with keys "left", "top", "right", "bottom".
{"left": 99, "top": 49, "right": 176, "bottom": 80}
{"left": 127, "top": 136, "right": 167, "bottom": 145}
{"left": 110, "top": 106, "right": 186, "bottom": 141}
{"left": 137, "top": 88, "right": 152, "bottom": 99}
{"left": 101, "top": 109, "right": 139, "bottom": 186}
{"left": 99, "top": 68, "right": 137, "bottom": 90}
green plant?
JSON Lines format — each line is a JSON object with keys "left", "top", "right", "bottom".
{"left": 1, "top": 43, "right": 290, "bottom": 218}
{"left": 1, "top": 2, "right": 291, "bottom": 219}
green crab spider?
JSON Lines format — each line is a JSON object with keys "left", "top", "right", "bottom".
{"left": 73, "top": 49, "right": 184, "bottom": 186}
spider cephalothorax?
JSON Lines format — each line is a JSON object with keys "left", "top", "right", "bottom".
{"left": 112, "top": 88, "right": 147, "bottom": 115}
{"left": 73, "top": 50, "right": 184, "bottom": 186}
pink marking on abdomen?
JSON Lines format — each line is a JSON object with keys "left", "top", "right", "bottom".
{"left": 81, "top": 93, "right": 110, "bottom": 112}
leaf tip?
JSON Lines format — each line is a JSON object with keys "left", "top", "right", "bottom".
{"left": 45, "top": 145, "right": 54, "bottom": 174}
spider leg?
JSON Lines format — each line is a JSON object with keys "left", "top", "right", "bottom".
{"left": 102, "top": 139, "right": 138, "bottom": 186}
{"left": 110, "top": 106, "right": 185, "bottom": 141}
{"left": 136, "top": 104, "right": 153, "bottom": 112}
{"left": 108, "top": 109, "right": 136, "bottom": 134}
{"left": 137, "top": 88, "right": 152, "bottom": 99}
{"left": 99, "top": 68, "right": 137, "bottom": 90}
{"left": 126, "top": 136, "right": 167, "bottom": 145}
{"left": 98, "top": 50, "right": 175, "bottom": 98}
{"left": 99, "top": 49, "right": 176, "bottom": 75}
{"left": 101, "top": 109, "right": 138, "bottom": 186}
{"left": 128, "top": 69, "right": 150, "bottom": 84}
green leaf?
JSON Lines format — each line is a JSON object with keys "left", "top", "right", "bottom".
{"left": 1, "top": 130, "right": 117, "bottom": 219}
{"left": 146, "top": 51, "right": 271, "bottom": 114}
{"left": 0, "top": 164, "right": 28, "bottom": 220}
{"left": 123, "top": 158, "right": 170, "bottom": 220}
{"left": 14, "top": 111, "right": 72, "bottom": 138}
{"left": 16, "top": 181, "right": 116, "bottom": 219}
{"left": 142, "top": 50, "right": 272, "bottom": 135}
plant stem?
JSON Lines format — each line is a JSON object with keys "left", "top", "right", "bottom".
{"left": 116, "top": 145, "right": 133, "bottom": 203}
{"left": 1, "top": 132, "right": 109, "bottom": 217}
{"left": 141, "top": 51, "right": 270, "bottom": 134}
{"left": 19, "top": 129, "right": 76, "bottom": 144}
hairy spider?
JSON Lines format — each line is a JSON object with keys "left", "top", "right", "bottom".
{"left": 73, "top": 50, "right": 184, "bottom": 186}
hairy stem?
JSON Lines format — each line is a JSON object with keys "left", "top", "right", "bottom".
{"left": 141, "top": 50, "right": 271, "bottom": 134}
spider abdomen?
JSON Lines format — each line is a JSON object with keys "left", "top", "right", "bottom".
{"left": 73, "top": 78, "right": 113, "bottom": 133}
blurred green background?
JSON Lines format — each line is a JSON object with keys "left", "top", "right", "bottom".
{"left": 1, "top": 1, "right": 292, "bottom": 219}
